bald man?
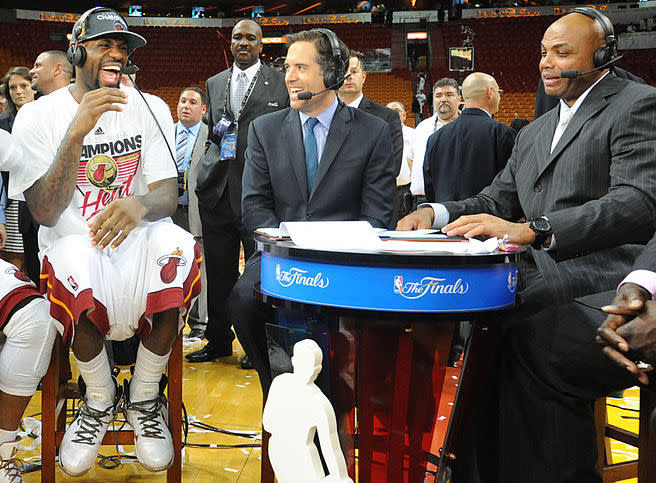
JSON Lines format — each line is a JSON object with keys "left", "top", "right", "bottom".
{"left": 422, "top": 72, "right": 515, "bottom": 203}
{"left": 190, "top": 19, "right": 289, "bottom": 364}
{"left": 399, "top": 9, "right": 656, "bottom": 481}
{"left": 29, "top": 51, "right": 72, "bottom": 96}
{"left": 20, "top": 51, "right": 74, "bottom": 285}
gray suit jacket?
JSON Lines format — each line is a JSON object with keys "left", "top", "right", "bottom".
{"left": 184, "top": 122, "right": 208, "bottom": 237}
{"left": 196, "top": 63, "right": 289, "bottom": 215}
{"left": 443, "top": 74, "right": 656, "bottom": 306}
{"left": 241, "top": 102, "right": 396, "bottom": 232}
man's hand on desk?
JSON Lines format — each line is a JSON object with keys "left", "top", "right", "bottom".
{"left": 442, "top": 214, "right": 537, "bottom": 245}
{"left": 396, "top": 207, "right": 435, "bottom": 230}
{"left": 597, "top": 282, "right": 655, "bottom": 384}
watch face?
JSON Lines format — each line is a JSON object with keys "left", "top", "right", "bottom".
{"left": 532, "top": 217, "right": 550, "bottom": 232}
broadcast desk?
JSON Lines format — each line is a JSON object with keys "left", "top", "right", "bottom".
{"left": 256, "top": 235, "right": 524, "bottom": 483}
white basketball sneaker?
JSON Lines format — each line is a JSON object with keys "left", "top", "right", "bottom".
{"left": 0, "top": 437, "right": 23, "bottom": 482}
{"left": 124, "top": 379, "right": 173, "bottom": 472}
{"left": 59, "top": 377, "right": 121, "bottom": 476}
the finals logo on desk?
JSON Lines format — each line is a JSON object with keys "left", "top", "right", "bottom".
{"left": 276, "top": 264, "right": 330, "bottom": 289}
{"left": 393, "top": 275, "right": 470, "bottom": 300}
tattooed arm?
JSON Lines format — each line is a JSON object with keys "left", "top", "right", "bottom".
{"left": 24, "top": 87, "right": 128, "bottom": 227}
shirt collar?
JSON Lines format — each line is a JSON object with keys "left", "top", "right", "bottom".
{"left": 298, "top": 96, "right": 339, "bottom": 131}
{"left": 232, "top": 60, "right": 261, "bottom": 83}
{"left": 346, "top": 93, "right": 364, "bottom": 108}
{"left": 558, "top": 71, "right": 609, "bottom": 118}
{"left": 471, "top": 107, "right": 492, "bottom": 117}
{"left": 177, "top": 121, "right": 201, "bottom": 136}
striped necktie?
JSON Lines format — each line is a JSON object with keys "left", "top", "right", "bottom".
{"left": 176, "top": 128, "right": 188, "bottom": 170}
{"left": 176, "top": 128, "right": 188, "bottom": 196}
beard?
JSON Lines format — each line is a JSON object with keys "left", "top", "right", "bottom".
{"left": 437, "top": 103, "right": 453, "bottom": 115}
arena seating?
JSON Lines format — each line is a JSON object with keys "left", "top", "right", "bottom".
{"left": 0, "top": 17, "right": 653, "bottom": 127}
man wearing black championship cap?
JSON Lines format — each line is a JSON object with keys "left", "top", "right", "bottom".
{"left": 11, "top": 7, "right": 200, "bottom": 476}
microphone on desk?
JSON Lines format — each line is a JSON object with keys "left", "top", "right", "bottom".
{"left": 296, "top": 73, "right": 352, "bottom": 101}
{"left": 558, "top": 55, "right": 623, "bottom": 79}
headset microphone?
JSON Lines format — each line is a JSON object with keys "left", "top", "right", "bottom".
{"left": 559, "top": 53, "right": 624, "bottom": 79}
{"left": 296, "top": 73, "right": 352, "bottom": 101}
{"left": 123, "top": 60, "right": 140, "bottom": 76}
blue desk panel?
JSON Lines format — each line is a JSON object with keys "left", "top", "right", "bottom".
{"left": 261, "top": 252, "right": 518, "bottom": 313}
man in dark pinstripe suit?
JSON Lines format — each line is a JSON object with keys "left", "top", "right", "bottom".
{"left": 399, "top": 10, "right": 656, "bottom": 482}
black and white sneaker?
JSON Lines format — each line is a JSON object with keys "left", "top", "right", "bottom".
{"left": 59, "top": 377, "right": 121, "bottom": 476}
{"left": 124, "top": 379, "right": 173, "bottom": 472}
{"left": 0, "top": 437, "right": 23, "bottom": 482}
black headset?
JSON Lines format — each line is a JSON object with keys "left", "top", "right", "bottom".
{"left": 315, "top": 28, "right": 346, "bottom": 90}
{"left": 66, "top": 7, "right": 108, "bottom": 68}
{"left": 566, "top": 7, "right": 618, "bottom": 68}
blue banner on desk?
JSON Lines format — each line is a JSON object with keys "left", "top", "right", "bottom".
{"left": 261, "top": 253, "right": 518, "bottom": 312}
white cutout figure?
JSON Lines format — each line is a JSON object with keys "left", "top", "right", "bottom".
{"left": 263, "top": 339, "right": 353, "bottom": 483}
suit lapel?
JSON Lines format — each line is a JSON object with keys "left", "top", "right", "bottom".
{"left": 537, "top": 75, "right": 622, "bottom": 178}
{"left": 534, "top": 110, "right": 558, "bottom": 176}
{"left": 219, "top": 73, "right": 230, "bottom": 114}
{"left": 283, "top": 109, "right": 309, "bottom": 200}
{"left": 312, "top": 103, "right": 350, "bottom": 198}
{"left": 241, "top": 65, "right": 275, "bottom": 118}
{"left": 190, "top": 124, "right": 207, "bottom": 161}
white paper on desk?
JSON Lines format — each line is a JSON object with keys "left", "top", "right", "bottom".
{"left": 381, "top": 237, "right": 499, "bottom": 254}
{"left": 379, "top": 229, "right": 446, "bottom": 239}
{"left": 279, "top": 221, "right": 383, "bottom": 250}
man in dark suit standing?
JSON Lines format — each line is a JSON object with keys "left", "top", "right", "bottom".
{"left": 188, "top": 20, "right": 289, "bottom": 364}
{"left": 338, "top": 53, "right": 402, "bottom": 176}
{"left": 423, "top": 72, "right": 515, "bottom": 203}
{"left": 172, "top": 87, "right": 209, "bottom": 339}
{"left": 228, "top": 29, "right": 395, "bottom": 396}
{"left": 399, "top": 9, "right": 656, "bottom": 481}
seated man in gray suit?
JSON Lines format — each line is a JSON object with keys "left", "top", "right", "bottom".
{"left": 399, "top": 8, "right": 656, "bottom": 482}
{"left": 228, "top": 28, "right": 396, "bottom": 397}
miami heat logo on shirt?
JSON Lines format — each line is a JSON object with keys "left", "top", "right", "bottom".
{"left": 157, "top": 248, "right": 187, "bottom": 284}
{"left": 78, "top": 135, "right": 142, "bottom": 221}
{"left": 85, "top": 155, "right": 118, "bottom": 189}
{"left": 4, "top": 266, "right": 30, "bottom": 283}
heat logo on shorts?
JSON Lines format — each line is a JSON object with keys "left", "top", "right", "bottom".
{"left": 86, "top": 155, "right": 118, "bottom": 189}
{"left": 4, "top": 266, "right": 30, "bottom": 283}
{"left": 157, "top": 248, "right": 187, "bottom": 284}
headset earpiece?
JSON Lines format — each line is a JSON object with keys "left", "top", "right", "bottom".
{"left": 66, "top": 43, "right": 87, "bottom": 68}
{"left": 66, "top": 6, "right": 107, "bottom": 69}
{"left": 315, "top": 28, "right": 346, "bottom": 90}
{"left": 567, "top": 7, "right": 618, "bottom": 68}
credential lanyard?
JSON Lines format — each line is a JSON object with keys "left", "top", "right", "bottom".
{"left": 223, "top": 65, "right": 261, "bottom": 122}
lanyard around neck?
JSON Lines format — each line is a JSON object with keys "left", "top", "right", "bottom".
{"left": 223, "top": 65, "right": 261, "bottom": 121}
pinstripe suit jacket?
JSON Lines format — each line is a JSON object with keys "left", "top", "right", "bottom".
{"left": 443, "top": 74, "right": 656, "bottom": 307}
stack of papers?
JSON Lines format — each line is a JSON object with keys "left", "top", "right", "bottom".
{"left": 255, "top": 221, "right": 501, "bottom": 254}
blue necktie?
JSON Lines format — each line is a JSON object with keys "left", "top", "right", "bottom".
{"left": 304, "top": 117, "right": 319, "bottom": 193}
{"left": 176, "top": 128, "right": 188, "bottom": 197}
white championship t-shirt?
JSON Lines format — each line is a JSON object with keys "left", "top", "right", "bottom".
{"left": 10, "top": 85, "right": 176, "bottom": 251}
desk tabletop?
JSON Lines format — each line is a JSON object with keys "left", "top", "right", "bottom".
{"left": 255, "top": 235, "right": 525, "bottom": 268}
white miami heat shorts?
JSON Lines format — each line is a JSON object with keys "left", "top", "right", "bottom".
{"left": 40, "top": 220, "right": 201, "bottom": 343}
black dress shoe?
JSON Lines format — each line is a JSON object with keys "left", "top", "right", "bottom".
{"left": 185, "top": 342, "right": 232, "bottom": 363}
{"left": 240, "top": 355, "right": 255, "bottom": 370}
{"left": 186, "top": 328, "right": 206, "bottom": 340}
